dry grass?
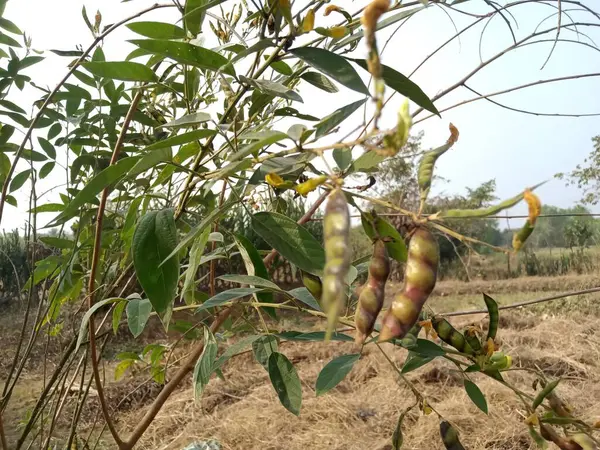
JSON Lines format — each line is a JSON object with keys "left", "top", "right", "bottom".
{"left": 116, "top": 307, "right": 600, "bottom": 450}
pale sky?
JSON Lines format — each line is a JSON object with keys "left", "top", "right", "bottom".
{"left": 2, "top": 0, "right": 599, "bottom": 232}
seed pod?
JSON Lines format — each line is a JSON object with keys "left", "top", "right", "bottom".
{"left": 418, "top": 124, "right": 459, "bottom": 204}
{"left": 540, "top": 424, "right": 583, "bottom": 450}
{"left": 464, "top": 328, "right": 483, "bottom": 353}
{"left": 322, "top": 188, "right": 351, "bottom": 340}
{"left": 301, "top": 271, "right": 322, "bottom": 304}
{"left": 294, "top": 175, "right": 327, "bottom": 197}
{"left": 325, "top": 4, "right": 342, "bottom": 15}
{"left": 432, "top": 317, "right": 474, "bottom": 354}
{"left": 548, "top": 391, "right": 573, "bottom": 417}
{"left": 379, "top": 228, "right": 439, "bottom": 342}
{"left": 440, "top": 420, "right": 465, "bottom": 450}
{"left": 355, "top": 239, "right": 390, "bottom": 345}
{"left": 513, "top": 220, "right": 535, "bottom": 251}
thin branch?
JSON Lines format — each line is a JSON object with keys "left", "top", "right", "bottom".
{"left": 414, "top": 71, "right": 600, "bottom": 123}
{"left": 0, "top": 412, "right": 7, "bottom": 450}
{"left": 442, "top": 286, "right": 600, "bottom": 317}
{"left": 0, "top": 3, "right": 175, "bottom": 225}
{"left": 87, "top": 90, "right": 144, "bottom": 448}
{"left": 541, "top": 0, "right": 562, "bottom": 69}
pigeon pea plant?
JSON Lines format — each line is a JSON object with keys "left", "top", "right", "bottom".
{"left": 1, "top": 0, "right": 599, "bottom": 449}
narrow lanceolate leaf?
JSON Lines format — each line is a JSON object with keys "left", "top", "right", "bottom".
{"left": 287, "top": 287, "right": 321, "bottom": 311}
{"left": 195, "top": 287, "right": 265, "bottom": 313}
{"left": 145, "top": 129, "right": 216, "bottom": 150}
{"left": 360, "top": 213, "right": 408, "bottom": 263}
{"left": 132, "top": 209, "right": 180, "bottom": 321}
{"left": 349, "top": 151, "right": 387, "bottom": 173}
{"left": 112, "top": 300, "right": 127, "bottom": 334}
{"left": 239, "top": 76, "right": 303, "bottom": 103}
{"left": 47, "top": 157, "right": 140, "bottom": 227}
{"left": 316, "top": 354, "right": 360, "bottom": 396}
{"left": 393, "top": 404, "right": 416, "bottom": 449}
{"left": 9, "top": 169, "right": 30, "bottom": 192}
{"left": 37, "top": 137, "right": 56, "bottom": 159}
{"left": 76, "top": 298, "right": 122, "bottom": 352}
{"left": 126, "top": 298, "right": 153, "bottom": 338}
{"left": 161, "top": 112, "right": 211, "bottom": 128}
{"left": 217, "top": 275, "right": 280, "bottom": 291}
{"left": 440, "top": 182, "right": 546, "bottom": 218}
{"left": 251, "top": 212, "right": 325, "bottom": 276}
{"left": 349, "top": 59, "right": 439, "bottom": 116}
{"left": 300, "top": 71, "right": 339, "bottom": 93}
{"left": 193, "top": 327, "right": 218, "bottom": 400}
{"left": 315, "top": 98, "right": 366, "bottom": 139}
{"left": 464, "top": 379, "right": 488, "bottom": 414}
{"left": 185, "top": 0, "right": 208, "bottom": 36}
{"left": 129, "top": 39, "right": 235, "bottom": 76}
{"left": 82, "top": 61, "right": 157, "bottom": 82}
{"left": 228, "top": 130, "right": 288, "bottom": 162}
{"left": 213, "top": 335, "right": 262, "bottom": 372}
{"left": 253, "top": 335, "right": 279, "bottom": 370}
{"left": 290, "top": 47, "right": 369, "bottom": 95}
{"left": 182, "top": 228, "right": 210, "bottom": 304}
{"left": 401, "top": 353, "right": 435, "bottom": 374}
{"left": 126, "top": 21, "right": 186, "bottom": 39}
{"left": 268, "top": 352, "right": 302, "bottom": 416}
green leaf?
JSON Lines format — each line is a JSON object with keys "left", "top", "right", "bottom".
{"left": 38, "top": 137, "right": 56, "bottom": 159}
{"left": 268, "top": 352, "right": 302, "bottom": 416}
{"left": 274, "top": 107, "right": 319, "bottom": 121}
{"left": 213, "top": 335, "right": 261, "bottom": 372}
{"left": 239, "top": 75, "right": 302, "bottom": 103}
{"left": 0, "top": 31, "right": 21, "bottom": 47}
{"left": 22, "top": 150, "right": 48, "bottom": 162}
{"left": 300, "top": 71, "right": 339, "bottom": 93}
{"left": 333, "top": 148, "right": 352, "bottom": 171}
{"left": 47, "top": 157, "right": 140, "bottom": 227}
{"left": 193, "top": 327, "right": 218, "bottom": 399}
{"left": 228, "top": 130, "right": 288, "bottom": 162}
{"left": 112, "top": 300, "right": 127, "bottom": 334}
{"left": 195, "top": 287, "right": 265, "bottom": 313}
{"left": 130, "top": 39, "right": 234, "bottom": 76}
{"left": 161, "top": 112, "right": 211, "bottom": 128}
{"left": 128, "top": 148, "right": 173, "bottom": 177}
{"left": 145, "top": 129, "right": 216, "bottom": 150}
{"left": 528, "top": 425, "right": 549, "bottom": 449}
{"left": 349, "top": 58, "right": 439, "bottom": 116}
{"left": 350, "top": 151, "right": 387, "bottom": 173}
{"left": 253, "top": 335, "right": 279, "bottom": 370}
{"left": 392, "top": 404, "right": 415, "bottom": 450}
{"left": 464, "top": 379, "right": 488, "bottom": 414}
{"left": 277, "top": 331, "right": 353, "bottom": 342}
{"left": 127, "top": 21, "right": 186, "bottom": 39}
{"left": 114, "top": 359, "right": 135, "bottom": 381}
{"left": 230, "top": 40, "right": 274, "bottom": 64}
{"left": 234, "top": 234, "right": 276, "bottom": 319}
{"left": 0, "top": 17, "right": 22, "bottom": 34}
{"left": 290, "top": 47, "right": 369, "bottom": 95}
{"left": 126, "top": 298, "right": 153, "bottom": 338}
{"left": 287, "top": 287, "right": 321, "bottom": 311}
{"left": 271, "top": 60, "right": 292, "bottom": 76}
{"left": 132, "top": 209, "right": 180, "bottom": 320}
{"left": 76, "top": 298, "right": 121, "bottom": 352}
{"left": 182, "top": 228, "right": 210, "bottom": 304}
{"left": 532, "top": 380, "right": 560, "bottom": 410}
{"left": 401, "top": 352, "right": 435, "bottom": 374}
{"left": 413, "top": 339, "right": 445, "bottom": 356}
{"left": 82, "top": 61, "right": 157, "bottom": 82}
{"left": 333, "top": 6, "right": 426, "bottom": 50}
{"left": 316, "top": 353, "right": 360, "bottom": 396}
{"left": 360, "top": 213, "right": 408, "bottom": 263}
{"left": 39, "top": 236, "right": 73, "bottom": 248}
{"left": 39, "top": 161, "right": 55, "bottom": 179}
{"left": 9, "top": 169, "right": 30, "bottom": 192}
{"left": 30, "top": 203, "right": 64, "bottom": 213}
{"left": 251, "top": 212, "right": 325, "bottom": 276}
{"left": 218, "top": 275, "right": 280, "bottom": 290}
{"left": 315, "top": 98, "right": 366, "bottom": 139}
{"left": 184, "top": 0, "right": 208, "bottom": 36}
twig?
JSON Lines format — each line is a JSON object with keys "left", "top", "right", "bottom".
{"left": 87, "top": 90, "right": 144, "bottom": 448}
{"left": 0, "top": 3, "right": 175, "bottom": 226}
{"left": 442, "top": 286, "right": 600, "bottom": 317}
{"left": 0, "top": 412, "right": 7, "bottom": 450}
{"left": 310, "top": 212, "right": 600, "bottom": 221}
{"left": 541, "top": 0, "right": 562, "bottom": 69}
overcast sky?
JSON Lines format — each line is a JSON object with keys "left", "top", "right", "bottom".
{"left": 2, "top": 0, "right": 599, "bottom": 233}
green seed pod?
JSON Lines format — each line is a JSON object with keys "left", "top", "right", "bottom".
{"left": 355, "top": 240, "right": 390, "bottom": 345}
{"left": 418, "top": 124, "right": 458, "bottom": 204}
{"left": 512, "top": 220, "right": 535, "bottom": 251}
{"left": 440, "top": 420, "right": 465, "bottom": 450}
{"left": 379, "top": 228, "right": 439, "bottom": 342}
{"left": 322, "top": 188, "right": 351, "bottom": 340}
{"left": 464, "top": 328, "right": 483, "bottom": 353}
{"left": 301, "top": 271, "right": 322, "bottom": 304}
{"left": 432, "top": 317, "right": 474, "bottom": 354}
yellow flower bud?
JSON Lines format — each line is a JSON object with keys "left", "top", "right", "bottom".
{"left": 265, "top": 172, "right": 286, "bottom": 188}
{"left": 294, "top": 175, "right": 328, "bottom": 196}
{"left": 324, "top": 5, "right": 342, "bottom": 16}
{"left": 302, "top": 9, "right": 315, "bottom": 33}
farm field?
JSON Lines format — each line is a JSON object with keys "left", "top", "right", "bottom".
{"left": 3, "top": 274, "right": 600, "bottom": 450}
